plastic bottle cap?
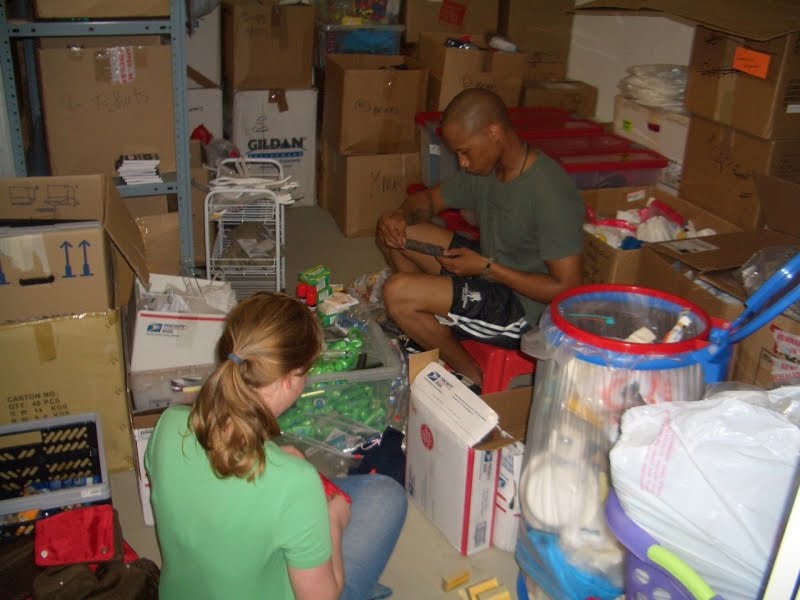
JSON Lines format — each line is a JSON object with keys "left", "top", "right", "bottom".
{"left": 307, "top": 287, "right": 318, "bottom": 305}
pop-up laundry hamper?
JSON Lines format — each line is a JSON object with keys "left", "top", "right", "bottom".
{"left": 514, "top": 284, "right": 732, "bottom": 600}
{"left": 515, "top": 252, "right": 800, "bottom": 600}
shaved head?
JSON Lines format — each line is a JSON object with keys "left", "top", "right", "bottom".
{"left": 441, "top": 88, "right": 511, "bottom": 136}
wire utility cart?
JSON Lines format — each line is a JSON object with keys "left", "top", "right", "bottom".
{"left": 204, "top": 158, "right": 297, "bottom": 299}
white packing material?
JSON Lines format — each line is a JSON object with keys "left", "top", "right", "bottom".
{"left": 610, "top": 396, "right": 800, "bottom": 600}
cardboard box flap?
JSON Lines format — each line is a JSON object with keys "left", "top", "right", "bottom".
{"left": 573, "top": 0, "right": 800, "bottom": 41}
{"left": 754, "top": 175, "right": 800, "bottom": 239}
{"left": 102, "top": 179, "right": 149, "bottom": 288}
{"left": 411, "top": 362, "right": 499, "bottom": 447}
{"left": 650, "top": 229, "right": 800, "bottom": 273}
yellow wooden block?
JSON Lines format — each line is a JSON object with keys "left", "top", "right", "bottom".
{"left": 442, "top": 569, "right": 471, "bottom": 592}
{"left": 457, "top": 588, "right": 469, "bottom": 600}
{"left": 476, "top": 584, "right": 511, "bottom": 600}
{"left": 467, "top": 577, "right": 499, "bottom": 600}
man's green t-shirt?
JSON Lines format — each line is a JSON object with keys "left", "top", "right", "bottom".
{"left": 144, "top": 405, "right": 331, "bottom": 600}
{"left": 440, "top": 152, "right": 584, "bottom": 325}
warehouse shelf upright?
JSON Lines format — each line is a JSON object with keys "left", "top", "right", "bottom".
{"left": 0, "top": 0, "right": 195, "bottom": 274}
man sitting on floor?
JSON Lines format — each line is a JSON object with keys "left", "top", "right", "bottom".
{"left": 376, "top": 88, "right": 584, "bottom": 391}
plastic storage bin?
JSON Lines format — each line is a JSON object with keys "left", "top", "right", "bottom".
{"left": 128, "top": 363, "right": 216, "bottom": 412}
{"left": 555, "top": 148, "right": 668, "bottom": 190}
{"left": 415, "top": 108, "right": 606, "bottom": 187}
{"left": 316, "top": 22, "right": 404, "bottom": 68}
{"left": 0, "top": 413, "right": 110, "bottom": 541}
{"left": 605, "top": 490, "right": 724, "bottom": 600}
{"left": 278, "top": 319, "right": 405, "bottom": 441}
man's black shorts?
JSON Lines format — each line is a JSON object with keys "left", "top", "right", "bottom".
{"left": 439, "top": 235, "right": 530, "bottom": 349}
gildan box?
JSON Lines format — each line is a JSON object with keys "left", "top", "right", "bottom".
{"left": 321, "top": 142, "right": 420, "bottom": 238}
{"left": 322, "top": 55, "right": 428, "bottom": 155}
{"left": 231, "top": 89, "right": 317, "bottom": 207}
{"left": 0, "top": 175, "right": 148, "bottom": 323}
{"left": 417, "top": 32, "right": 525, "bottom": 110}
{"left": 613, "top": 95, "right": 689, "bottom": 191}
{"left": 403, "top": 0, "right": 499, "bottom": 44}
{"left": 499, "top": 0, "right": 573, "bottom": 81}
{"left": 128, "top": 274, "right": 230, "bottom": 373}
{"left": 222, "top": 0, "right": 314, "bottom": 90}
{"left": 522, "top": 80, "right": 598, "bottom": 118}
{"left": 188, "top": 5, "right": 222, "bottom": 85}
{"left": 35, "top": 0, "right": 168, "bottom": 18}
{"left": 686, "top": 27, "right": 800, "bottom": 141}
{"left": 581, "top": 186, "right": 738, "bottom": 285}
{"left": 405, "top": 352, "right": 532, "bottom": 555}
{"left": 38, "top": 37, "right": 176, "bottom": 176}
{"left": 188, "top": 70, "right": 224, "bottom": 140}
{"left": 0, "top": 310, "right": 134, "bottom": 472}
{"left": 680, "top": 115, "right": 800, "bottom": 231}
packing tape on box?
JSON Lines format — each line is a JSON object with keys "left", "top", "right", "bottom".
{"left": 268, "top": 89, "right": 289, "bottom": 113}
{"left": 34, "top": 321, "right": 57, "bottom": 363}
{"left": 0, "top": 233, "right": 50, "bottom": 275}
{"left": 94, "top": 46, "right": 147, "bottom": 84}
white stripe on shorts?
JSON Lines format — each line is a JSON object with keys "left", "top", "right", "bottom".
{"left": 445, "top": 313, "right": 528, "bottom": 340}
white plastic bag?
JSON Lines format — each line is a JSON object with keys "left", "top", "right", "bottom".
{"left": 610, "top": 397, "right": 800, "bottom": 600}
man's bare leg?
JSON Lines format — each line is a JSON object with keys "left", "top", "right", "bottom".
{"left": 383, "top": 272, "right": 483, "bottom": 387}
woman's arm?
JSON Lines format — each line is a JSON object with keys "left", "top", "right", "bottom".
{"left": 288, "top": 494, "right": 350, "bottom": 600}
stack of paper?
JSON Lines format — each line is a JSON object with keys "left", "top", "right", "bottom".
{"left": 116, "top": 153, "right": 162, "bottom": 185}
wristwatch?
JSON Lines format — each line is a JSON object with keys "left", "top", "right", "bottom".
{"left": 483, "top": 257, "right": 494, "bottom": 277}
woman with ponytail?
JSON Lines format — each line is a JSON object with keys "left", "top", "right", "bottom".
{"left": 145, "top": 292, "right": 407, "bottom": 600}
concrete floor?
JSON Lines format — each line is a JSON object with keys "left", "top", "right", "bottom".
{"left": 114, "top": 204, "right": 523, "bottom": 599}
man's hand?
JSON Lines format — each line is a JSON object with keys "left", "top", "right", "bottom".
{"left": 437, "top": 246, "right": 488, "bottom": 277}
{"left": 377, "top": 210, "right": 408, "bottom": 249}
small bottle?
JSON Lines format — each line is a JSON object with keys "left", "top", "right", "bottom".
{"left": 306, "top": 287, "right": 318, "bottom": 313}
{"left": 296, "top": 282, "right": 308, "bottom": 305}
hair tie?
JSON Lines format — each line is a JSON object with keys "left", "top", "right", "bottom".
{"left": 228, "top": 352, "right": 243, "bottom": 365}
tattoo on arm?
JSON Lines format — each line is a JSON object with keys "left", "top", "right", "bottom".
{"left": 405, "top": 193, "right": 435, "bottom": 224}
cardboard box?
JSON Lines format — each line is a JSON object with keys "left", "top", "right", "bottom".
{"left": 492, "top": 440, "right": 524, "bottom": 552}
{"left": 417, "top": 32, "right": 525, "bottom": 110}
{"left": 123, "top": 196, "right": 180, "bottom": 276}
{"left": 34, "top": 0, "right": 168, "bottom": 18}
{"left": 131, "top": 410, "right": 163, "bottom": 526}
{"left": 638, "top": 175, "right": 800, "bottom": 324}
{"left": 188, "top": 5, "right": 222, "bottom": 86}
{"left": 321, "top": 142, "right": 420, "bottom": 238}
{"left": 322, "top": 55, "right": 428, "bottom": 155}
{"left": 38, "top": 37, "right": 176, "bottom": 176}
{"left": 190, "top": 141, "right": 210, "bottom": 265}
{"left": 188, "top": 69, "right": 224, "bottom": 140}
{"left": 522, "top": 80, "right": 598, "bottom": 118}
{"left": 128, "top": 274, "right": 230, "bottom": 373}
{"left": 403, "top": 0, "right": 499, "bottom": 44}
{"left": 230, "top": 89, "right": 318, "bottom": 207}
{"left": 686, "top": 27, "right": 800, "bottom": 141}
{"left": 0, "top": 310, "right": 134, "bottom": 472}
{"left": 581, "top": 186, "right": 739, "bottom": 285}
{"left": 222, "top": 0, "right": 314, "bottom": 90}
{"left": 0, "top": 175, "right": 148, "bottom": 323}
{"left": 405, "top": 352, "right": 532, "bottom": 555}
{"left": 613, "top": 95, "right": 689, "bottom": 191}
{"left": 499, "top": 0, "right": 573, "bottom": 81}
{"left": 680, "top": 115, "right": 800, "bottom": 231}
{"left": 574, "top": 2, "right": 800, "bottom": 138}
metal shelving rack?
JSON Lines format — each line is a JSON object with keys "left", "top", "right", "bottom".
{"left": 0, "top": 0, "right": 194, "bottom": 273}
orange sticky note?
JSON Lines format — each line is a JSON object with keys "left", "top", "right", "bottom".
{"left": 732, "top": 46, "right": 771, "bottom": 79}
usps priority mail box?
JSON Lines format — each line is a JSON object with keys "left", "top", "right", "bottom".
{"left": 406, "top": 362, "right": 500, "bottom": 555}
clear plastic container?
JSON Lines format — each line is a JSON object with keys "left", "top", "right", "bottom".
{"left": 0, "top": 413, "right": 110, "bottom": 541}
{"left": 556, "top": 149, "right": 668, "bottom": 190}
{"left": 316, "top": 22, "right": 405, "bottom": 69}
{"left": 128, "top": 363, "right": 216, "bottom": 412}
